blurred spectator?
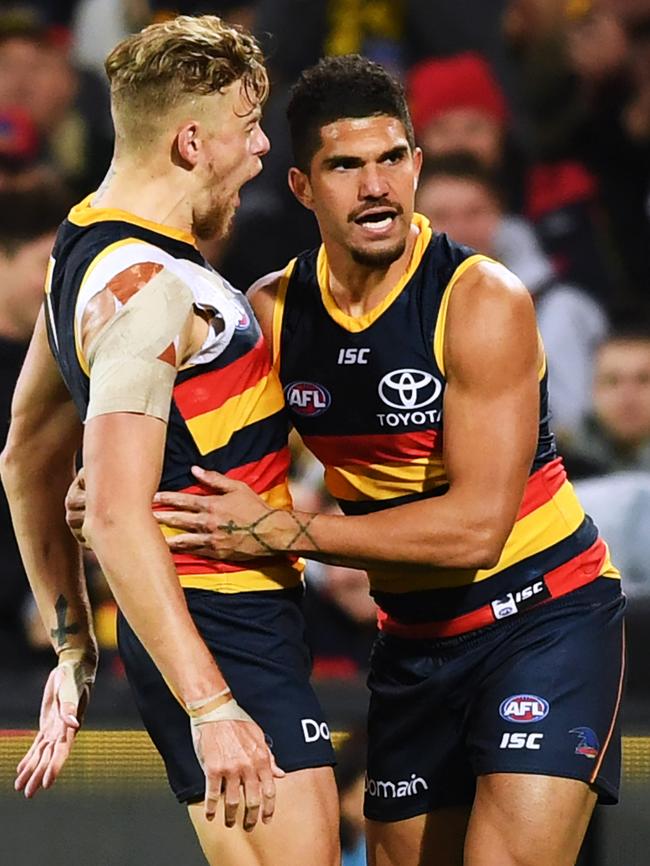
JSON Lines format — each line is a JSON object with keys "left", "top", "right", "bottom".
{"left": 72, "top": 0, "right": 150, "bottom": 76}
{"left": 0, "top": 180, "right": 75, "bottom": 671}
{"left": 565, "top": 330, "right": 650, "bottom": 476}
{"left": 506, "top": 0, "right": 650, "bottom": 313}
{"left": 334, "top": 727, "right": 367, "bottom": 866}
{"left": 0, "top": 9, "right": 113, "bottom": 196}
{"left": 408, "top": 49, "right": 617, "bottom": 303}
{"left": 416, "top": 153, "right": 608, "bottom": 438}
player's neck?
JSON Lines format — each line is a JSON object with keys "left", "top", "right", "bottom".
{"left": 324, "top": 223, "right": 419, "bottom": 317}
{"left": 91, "top": 160, "right": 194, "bottom": 238}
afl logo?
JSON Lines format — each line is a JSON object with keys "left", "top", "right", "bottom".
{"left": 285, "top": 381, "right": 331, "bottom": 417}
{"left": 499, "top": 695, "right": 550, "bottom": 724}
{"left": 235, "top": 308, "right": 250, "bottom": 330}
{"left": 378, "top": 368, "right": 442, "bottom": 410}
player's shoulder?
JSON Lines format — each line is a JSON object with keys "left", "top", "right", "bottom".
{"left": 453, "top": 257, "right": 532, "bottom": 316}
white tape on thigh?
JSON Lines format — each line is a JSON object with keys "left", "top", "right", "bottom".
{"left": 85, "top": 268, "right": 194, "bottom": 422}
{"left": 190, "top": 698, "right": 255, "bottom": 727}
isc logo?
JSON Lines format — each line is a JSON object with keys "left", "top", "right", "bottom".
{"left": 284, "top": 382, "right": 331, "bottom": 417}
{"left": 337, "top": 348, "right": 370, "bottom": 365}
{"left": 499, "top": 694, "right": 550, "bottom": 724}
{"left": 499, "top": 732, "right": 544, "bottom": 750}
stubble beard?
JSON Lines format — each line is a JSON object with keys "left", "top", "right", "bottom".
{"left": 349, "top": 237, "right": 407, "bottom": 269}
{"left": 194, "top": 198, "right": 237, "bottom": 243}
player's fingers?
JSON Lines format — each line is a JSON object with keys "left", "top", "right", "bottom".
{"left": 269, "top": 749, "right": 285, "bottom": 779}
{"left": 43, "top": 735, "right": 75, "bottom": 789}
{"left": 203, "top": 772, "right": 223, "bottom": 823}
{"left": 23, "top": 741, "right": 54, "bottom": 798}
{"left": 258, "top": 766, "right": 277, "bottom": 824}
{"left": 190, "top": 466, "right": 241, "bottom": 493}
{"left": 242, "top": 771, "right": 262, "bottom": 832}
{"left": 16, "top": 732, "right": 44, "bottom": 777}
{"left": 223, "top": 773, "right": 242, "bottom": 829}
{"left": 165, "top": 533, "right": 216, "bottom": 553}
{"left": 152, "top": 491, "right": 207, "bottom": 512}
{"left": 152, "top": 511, "right": 206, "bottom": 532}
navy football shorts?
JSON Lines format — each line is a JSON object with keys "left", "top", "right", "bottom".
{"left": 364, "top": 577, "right": 625, "bottom": 822}
{"left": 117, "top": 586, "right": 335, "bottom": 804}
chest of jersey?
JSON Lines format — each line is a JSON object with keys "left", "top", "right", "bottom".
{"left": 278, "top": 234, "right": 475, "bottom": 507}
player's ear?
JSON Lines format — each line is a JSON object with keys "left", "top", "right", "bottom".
{"left": 288, "top": 167, "right": 314, "bottom": 212}
{"left": 174, "top": 122, "right": 201, "bottom": 169}
{"left": 412, "top": 146, "right": 423, "bottom": 192}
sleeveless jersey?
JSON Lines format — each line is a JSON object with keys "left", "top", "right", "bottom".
{"left": 274, "top": 213, "right": 619, "bottom": 635}
{"left": 45, "top": 195, "right": 301, "bottom": 594}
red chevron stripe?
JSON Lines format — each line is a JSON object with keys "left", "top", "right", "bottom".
{"left": 377, "top": 537, "right": 607, "bottom": 639}
{"left": 303, "top": 429, "right": 440, "bottom": 467}
{"left": 173, "top": 334, "right": 271, "bottom": 419}
{"left": 517, "top": 458, "right": 567, "bottom": 520}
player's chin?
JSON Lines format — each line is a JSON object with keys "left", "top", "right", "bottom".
{"left": 349, "top": 237, "right": 407, "bottom": 268}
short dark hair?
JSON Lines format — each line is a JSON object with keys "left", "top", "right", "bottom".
{"left": 287, "top": 54, "right": 415, "bottom": 172}
{"left": 0, "top": 181, "right": 75, "bottom": 254}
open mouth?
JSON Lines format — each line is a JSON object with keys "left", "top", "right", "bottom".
{"left": 353, "top": 208, "right": 399, "bottom": 232}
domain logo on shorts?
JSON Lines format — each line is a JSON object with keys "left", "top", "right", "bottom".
{"left": 499, "top": 694, "right": 549, "bottom": 724}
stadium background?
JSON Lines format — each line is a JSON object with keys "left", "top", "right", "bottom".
{"left": 0, "top": 1, "right": 649, "bottom": 863}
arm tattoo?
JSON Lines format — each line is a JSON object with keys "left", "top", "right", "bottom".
{"left": 50, "top": 594, "right": 80, "bottom": 648}
{"left": 218, "top": 510, "right": 320, "bottom": 554}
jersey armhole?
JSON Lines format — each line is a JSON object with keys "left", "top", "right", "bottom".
{"left": 432, "top": 254, "right": 497, "bottom": 376}
{"left": 271, "top": 258, "right": 297, "bottom": 370}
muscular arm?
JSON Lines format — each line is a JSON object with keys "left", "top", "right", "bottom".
{"left": 161, "top": 262, "right": 540, "bottom": 571}
{"left": 80, "top": 265, "right": 227, "bottom": 705}
{"left": 0, "top": 308, "right": 94, "bottom": 660}
{"left": 273, "top": 262, "right": 540, "bottom": 568}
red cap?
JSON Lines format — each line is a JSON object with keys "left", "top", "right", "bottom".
{"left": 407, "top": 53, "right": 508, "bottom": 135}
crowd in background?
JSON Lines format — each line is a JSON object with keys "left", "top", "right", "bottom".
{"left": 0, "top": 1, "right": 649, "bottom": 857}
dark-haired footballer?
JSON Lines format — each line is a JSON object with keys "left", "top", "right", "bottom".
{"left": 88, "top": 56, "right": 624, "bottom": 866}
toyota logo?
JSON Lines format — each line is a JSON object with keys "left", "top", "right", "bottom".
{"left": 378, "top": 368, "right": 442, "bottom": 410}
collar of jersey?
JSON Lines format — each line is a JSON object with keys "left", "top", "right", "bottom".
{"left": 68, "top": 194, "right": 198, "bottom": 248}
{"left": 316, "top": 213, "right": 432, "bottom": 332}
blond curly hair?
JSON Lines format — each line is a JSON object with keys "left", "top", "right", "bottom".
{"left": 106, "top": 15, "right": 268, "bottom": 146}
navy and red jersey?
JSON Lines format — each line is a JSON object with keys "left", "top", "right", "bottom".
{"left": 273, "top": 213, "right": 619, "bottom": 635}
{"left": 45, "top": 195, "right": 301, "bottom": 594}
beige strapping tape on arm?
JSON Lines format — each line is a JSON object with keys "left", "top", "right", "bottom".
{"left": 85, "top": 268, "right": 194, "bottom": 423}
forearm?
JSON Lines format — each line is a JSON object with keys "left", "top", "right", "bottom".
{"left": 85, "top": 510, "right": 226, "bottom": 704}
{"left": 267, "top": 490, "right": 503, "bottom": 570}
{"left": 1, "top": 451, "right": 95, "bottom": 660}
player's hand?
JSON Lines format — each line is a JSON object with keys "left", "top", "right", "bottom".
{"left": 64, "top": 469, "right": 88, "bottom": 546}
{"left": 191, "top": 715, "right": 285, "bottom": 830}
{"left": 153, "top": 467, "right": 282, "bottom": 560}
{"left": 15, "top": 650, "right": 96, "bottom": 797}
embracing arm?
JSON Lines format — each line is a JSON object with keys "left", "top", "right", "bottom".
{"left": 158, "top": 262, "right": 540, "bottom": 571}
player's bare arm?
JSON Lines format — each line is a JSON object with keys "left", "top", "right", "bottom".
{"left": 0, "top": 308, "right": 96, "bottom": 797}
{"left": 152, "top": 261, "right": 540, "bottom": 570}
{"left": 78, "top": 263, "right": 283, "bottom": 828}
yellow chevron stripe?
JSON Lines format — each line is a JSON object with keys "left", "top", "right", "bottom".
{"left": 272, "top": 258, "right": 295, "bottom": 369}
{"left": 433, "top": 254, "right": 496, "bottom": 376}
{"left": 185, "top": 371, "right": 285, "bottom": 455}
{"left": 368, "top": 480, "right": 586, "bottom": 593}
{"left": 325, "top": 455, "right": 447, "bottom": 501}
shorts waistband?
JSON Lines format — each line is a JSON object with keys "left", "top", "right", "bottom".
{"left": 377, "top": 539, "right": 613, "bottom": 640}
